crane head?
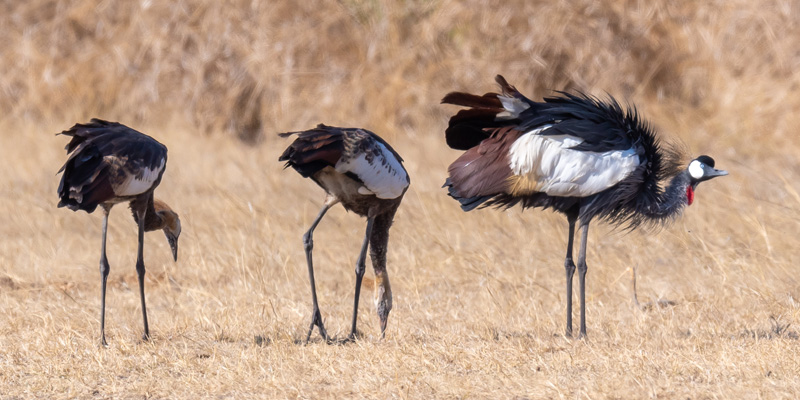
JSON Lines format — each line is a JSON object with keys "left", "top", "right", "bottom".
{"left": 154, "top": 199, "right": 181, "bottom": 261}
{"left": 686, "top": 155, "right": 727, "bottom": 206}
{"left": 374, "top": 270, "right": 392, "bottom": 338}
{"left": 688, "top": 155, "right": 728, "bottom": 186}
{"left": 163, "top": 216, "right": 181, "bottom": 262}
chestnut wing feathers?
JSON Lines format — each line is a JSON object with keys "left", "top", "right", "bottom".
{"left": 446, "top": 126, "right": 522, "bottom": 199}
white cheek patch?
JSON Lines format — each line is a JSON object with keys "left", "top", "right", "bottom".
{"left": 688, "top": 160, "right": 704, "bottom": 180}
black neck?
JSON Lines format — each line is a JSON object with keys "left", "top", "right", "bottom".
{"left": 645, "top": 170, "right": 692, "bottom": 220}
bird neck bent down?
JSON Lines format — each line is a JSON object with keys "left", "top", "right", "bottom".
{"left": 369, "top": 207, "right": 397, "bottom": 332}
{"left": 645, "top": 171, "right": 692, "bottom": 220}
{"left": 368, "top": 209, "right": 396, "bottom": 272}
{"left": 152, "top": 201, "right": 180, "bottom": 238}
{"left": 151, "top": 199, "right": 181, "bottom": 261}
{"left": 143, "top": 200, "right": 177, "bottom": 231}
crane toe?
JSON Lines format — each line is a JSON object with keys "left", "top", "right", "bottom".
{"left": 305, "top": 308, "right": 329, "bottom": 344}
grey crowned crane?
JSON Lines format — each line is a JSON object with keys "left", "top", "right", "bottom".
{"left": 57, "top": 119, "right": 181, "bottom": 346}
{"left": 279, "top": 124, "right": 410, "bottom": 343}
{"left": 442, "top": 76, "right": 727, "bottom": 338}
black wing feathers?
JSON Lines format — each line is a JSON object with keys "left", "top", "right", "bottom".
{"left": 278, "top": 123, "right": 405, "bottom": 179}
{"left": 57, "top": 119, "right": 167, "bottom": 213}
{"left": 57, "top": 142, "right": 114, "bottom": 212}
{"left": 532, "top": 92, "right": 636, "bottom": 153}
{"left": 278, "top": 124, "right": 346, "bottom": 178}
{"left": 441, "top": 78, "right": 519, "bottom": 150}
{"left": 59, "top": 119, "right": 167, "bottom": 172}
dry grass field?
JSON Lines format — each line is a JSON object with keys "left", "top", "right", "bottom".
{"left": 2, "top": 0, "right": 800, "bottom": 398}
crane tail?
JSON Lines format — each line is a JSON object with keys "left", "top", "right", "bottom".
{"left": 444, "top": 127, "right": 524, "bottom": 212}
{"left": 441, "top": 76, "right": 541, "bottom": 212}
{"left": 58, "top": 172, "right": 114, "bottom": 213}
{"left": 278, "top": 125, "right": 345, "bottom": 178}
{"left": 441, "top": 75, "right": 535, "bottom": 151}
{"left": 58, "top": 119, "right": 120, "bottom": 152}
{"left": 443, "top": 178, "right": 493, "bottom": 211}
{"left": 441, "top": 91, "right": 504, "bottom": 151}
{"left": 57, "top": 142, "right": 116, "bottom": 213}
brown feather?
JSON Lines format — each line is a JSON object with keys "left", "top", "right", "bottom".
{"left": 447, "top": 127, "right": 524, "bottom": 198}
{"left": 494, "top": 74, "right": 518, "bottom": 96}
{"left": 299, "top": 146, "right": 342, "bottom": 165}
{"left": 443, "top": 105, "right": 512, "bottom": 151}
{"left": 441, "top": 91, "right": 503, "bottom": 109}
{"left": 279, "top": 130, "right": 344, "bottom": 165}
{"left": 448, "top": 108, "right": 504, "bottom": 124}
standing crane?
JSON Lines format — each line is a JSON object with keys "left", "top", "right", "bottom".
{"left": 442, "top": 76, "right": 727, "bottom": 338}
{"left": 57, "top": 118, "right": 181, "bottom": 346}
{"left": 279, "top": 124, "right": 410, "bottom": 343}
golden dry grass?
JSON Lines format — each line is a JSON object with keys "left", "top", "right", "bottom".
{"left": 2, "top": 0, "right": 800, "bottom": 398}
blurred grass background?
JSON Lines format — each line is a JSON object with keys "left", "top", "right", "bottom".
{"left": 1, "top": 0, "right": 800, "bottom": 398}
{"left": 5, "top": 0, "right": 799, "bottom": 150}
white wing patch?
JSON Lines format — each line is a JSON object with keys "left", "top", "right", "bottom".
{"left": 496, "top": 94, "right": 530, "bottom": 120}
{"left": 111, "top": 157, "right": 165, "bottom": 196}
{"left": 509, "top": 126, "right": 640, "bottom": 197}
{"left": 335, "top": 142, "right": 408, "bottom": 199}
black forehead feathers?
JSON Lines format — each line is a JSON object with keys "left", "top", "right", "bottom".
{"left": 695, "top": 155, "right": 715, "bottom": 167}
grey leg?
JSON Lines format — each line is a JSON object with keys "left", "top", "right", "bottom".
{"left": 303, "top": 198, "right": 337, "bottom": 343}
{"left": 564, "top": 214, "right": 577, "bottom": 338}
{"left": 135, "top": 208, "right": 150, "bottom": 341}
{"left": 348, "top": 216, "right": 375, "bottom": 341}
{"left": 577, "top": 223, "right": 590, "bottom": 338}
{"left": 99, "top": 204, "right": 112, "bottom": 346}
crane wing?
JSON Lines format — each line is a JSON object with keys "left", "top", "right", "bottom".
{"left": 507, "top": 126, "right": 640, "bottom": 197}
{"left": 108, "top": 156, "right": 166, "bottom": 196}
{"left": 57, "top": 119, "right": 168, "bottom": 211}
{"left": 335, "top": 129, "right": 409, "bottom": 199}
{"left": 279, "top": 125, "right": 409, "bottom": 200}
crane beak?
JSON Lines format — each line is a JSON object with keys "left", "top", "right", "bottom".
{"left": 380, "top": 316, "right": 389, "bottom": 339}
{"left": 702, "top": 165, "right": 728, "bottom": 181}
{"left": 166, "top": 233, "right": 179, "bottom": 262}
{"left": 706, "top": 168, "right": 728, "bottom": 179}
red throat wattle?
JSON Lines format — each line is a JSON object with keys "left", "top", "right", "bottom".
{"left": 686, "top": 185, "right": 694, "bottom": 206}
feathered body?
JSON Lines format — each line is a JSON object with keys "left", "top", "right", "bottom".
{"left": 443, "top": 75, "right": 688, "bottom": 229}
{"left": 58, "top": 119, "right": 168, "bottom": 214}
{"left": 279, "top": 124, "right": 410, "bottom": 215}
{"left": 56, "top": 118, "right": 181, "bottom": 345}
{"left": 279, "top": 124, "right": 409, "bottom": 342}
{"left": 442, "top": 76, "right": 727, "bottom": 337}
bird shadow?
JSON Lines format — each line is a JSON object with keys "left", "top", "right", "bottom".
{"left": 254, "top": 335, "right": 272, "bottom": 347}
{"left": 289, "top": 330, "right": 365, "bottom": 346}
{"left": 739, "top": 316, "right": 799, "bottom": 340}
